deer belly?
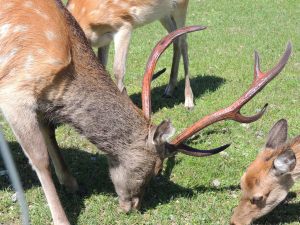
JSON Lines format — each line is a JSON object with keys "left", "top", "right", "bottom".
{"left": 130, "top": 2, "right": 173, "bottom": 27}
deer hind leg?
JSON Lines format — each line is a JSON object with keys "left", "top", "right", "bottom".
{"left": 179, "top": 33, "right": 193, "bottom": 109}
{"left": 160, "top": 16, "right": 181, "bottom": 98}
{"left": 113, "top": 24, "right": 133, "bottom": 94}
{"left": 44, "top": 124, "right": 78, "bottom": 193}
{"left": 172, "top": 1, "right": 194, "bottom": 109}
{"left": 1, "top": 104, "right": 70, "bottom": 225}
{"left": 98, "top": 44, "right": 110, "bottom": 69}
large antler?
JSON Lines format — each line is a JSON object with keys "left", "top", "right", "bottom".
{"left": 142, "top": 26, "right": 292, "bottom": 156}
{"left": 171, "top": 42, "right": 291, "bottom": 147}
{"left": 142, "top": 26, "right": 207, "bottom": 120}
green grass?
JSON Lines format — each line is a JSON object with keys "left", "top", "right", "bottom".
{"left": 1, "top": 0, "right": 300, "bottom": 224}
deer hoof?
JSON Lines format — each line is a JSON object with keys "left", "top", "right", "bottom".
{"left": 184, "top": 98, "right": 194, "bottom": 110}
{"left": 163, "top": 84, "right": 175, "bottom": 97}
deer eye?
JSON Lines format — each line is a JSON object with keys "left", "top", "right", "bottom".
{"left": 250, "top": 195, "right": 263, "bottom": 204}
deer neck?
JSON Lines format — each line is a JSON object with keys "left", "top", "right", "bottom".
{"left": 41, "top": 62, "right": 149, "bottom": 154}
{"left": 39, "top": 4, "right": 150, "bottom": 154}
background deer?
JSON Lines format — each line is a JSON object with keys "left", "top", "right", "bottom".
{"left": 66, "top": 0, "right": 197, "bottom": 108}
{"left": 231, "top": 119, "right": 300, "bottom": 225}
{"left": 0, "top": 0, "right": 291, "bottom": 224}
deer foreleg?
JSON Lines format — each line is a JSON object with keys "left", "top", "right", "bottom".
{"left": 98, "top": 44, "right": 110, "bottom": 69}
{"left": 1, "top": 103, "right": 70, "bottom": 225}
{"left": 113, "top": 25, "right": 132, "bottom": 93}
{"left": 172, "top": 2, "right": 194, "bottom": 109}
{"left": 44, "top": 124, "right": 78, "bottom": 193}
{"left": 160, "top": 16, "right": 181, "bottom": 98}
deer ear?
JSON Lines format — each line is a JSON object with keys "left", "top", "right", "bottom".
{"left": 266, "top": 119, "right": 288, "bottom": 149}
{"left": 273, "top": 149, "right": 296, "bottom": 175}
{"left": 150, "top": 120, "right": 175, "bottom": 145}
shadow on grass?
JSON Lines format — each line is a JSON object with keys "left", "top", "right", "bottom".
{"left": 0, "top": 141, "right": 114, "bottom": 225}
{"left": 143, "top": 174, "right": 239, "bottom": 212}
{"left": 254, "top": 192, "right": 300, "bottom": 225}
{"left": 0, "top": 140, "right": 237, "bottom": 224}
{"left": 130, "top": 74, "right": 226, "bottom": 113}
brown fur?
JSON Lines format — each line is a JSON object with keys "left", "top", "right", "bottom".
{"left": 231, "top": 120, "right": 300, "bottom": 225}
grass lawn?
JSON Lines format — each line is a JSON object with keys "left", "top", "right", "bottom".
{"left": 1, "top": 0, "right": 300, "bottom": 224}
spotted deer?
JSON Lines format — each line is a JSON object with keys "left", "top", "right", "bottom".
{"left": 66, "top": 0, "right": 197, "bottom": 108}
{"left": 231, "top": 119, "right": 300, "bottom": 225}
{"left": 0, "top": 0, "right": 291, "bottom": 224}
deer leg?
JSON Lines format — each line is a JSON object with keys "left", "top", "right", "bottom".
{"left": 97, "top": 44, "right": 110, "bottom": 69}
{"left": 44, "top": 124, "right": 78, "bottom": 193}
{"left": 2, "top": 104, "right": 69, "bottom": 225}
{"left": 160, "top": 16, "right": 181, "bottom": 98}
{"left": 113, "top": 25, "right": 132, "bottom": 93}
{"left": 172, "top": 2, "right": 194, "bottom": 109}
{"left": 180, "top": 34, "right": 194, "bottom": 109}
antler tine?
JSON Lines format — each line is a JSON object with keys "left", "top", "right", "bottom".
{"left": 171, "top": 42, "right": 292, "bottom": 146}
{"left": 232, "top": 42, "right": 292, "bottom": 123}
{"left": 177, "top": 143, "right": 231, "bottom": 157}
{"left": 142, "top": 25, "right": 207, "bottom": 120}
{"left": 264, "top": 41, "right": 292, "bottom": 77}
{"left": 152, "top": 68, "right": 167, "bottom": 81}
{"left": 255, "top": 42, "right": 292, "bottom": 79}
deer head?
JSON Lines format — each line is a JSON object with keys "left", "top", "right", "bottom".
{"left": 231, "top": 119, "right": 300, "bottom": 225}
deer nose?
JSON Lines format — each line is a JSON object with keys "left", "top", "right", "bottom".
{"left": 119, "top": 199, "right": 132, "bottom": 213}
{"left": 230, "top": 219, "right": 241, "bottom": 225}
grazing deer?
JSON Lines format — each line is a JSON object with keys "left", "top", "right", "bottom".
{"left": 0, "top": 0, "right": 291, "bottom": 224}
{"left": 66, "top": 0, "right": 197, "bottom": 108}
{"left": 230, "top": 119, "right": 300, "bottom": 225}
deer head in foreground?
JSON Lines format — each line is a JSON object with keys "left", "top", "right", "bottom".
{"left": 231, "top": 119, "right": 300, "bottom": 225}
{"left": 0, "top": 0, "right": 291, "bottom": 224}
{"left": 66, "top": 0, "right": 196, "bottom": 108}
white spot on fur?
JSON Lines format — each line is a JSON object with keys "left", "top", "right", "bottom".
{"left": 44, "top": 31, "right": 56, "bottom": 41}
{"left": 24, "top": 2, "right": 49, "bottom": 19}
{"left": 68, "top": 3, "right": 75, "bottom": 11}
{"left": 88, "top": 10, "right": 99, "bottom": 17}
{"left": 81, "top": 7, "right": 86, "bottom": 14}
{"left": 23, "top": 1, "right": 33, "bottom": 8}
{"left": 47, "top": 58, "right": 64, "bottom": 66}
{"left": 118, "top": 1, "right": 130, "bottom": 9}
{"left": 37, "top": 48, "right": 46, "bottom": 55}
{"left": 33, "top": 8, "right": 49, "bottom": 20}
{"left": 13, "top": 25, "right": 28, "bottom": 33}
{"left": 24, "top": 54, "right": 34, "bottom": 70}
{"left": 0, "top": 48, "right": 19, "bottom": 67}
{"left": 3, "top": 2, "right": 14, "bottom": 9}
{"left": 0, "top": 24, "right": 11, "bottom": 40}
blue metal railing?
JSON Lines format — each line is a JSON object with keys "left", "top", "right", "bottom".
{"left": 0, "top": 131, "right": 30, "bottom": 225}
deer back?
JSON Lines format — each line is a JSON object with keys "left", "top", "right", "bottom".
{"left": 66, "top": 0, "right": 177, "bottom": 46}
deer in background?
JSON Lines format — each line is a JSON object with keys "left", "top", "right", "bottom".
{"left": 231, "top": 119, "right": 300, "bottom": 225}
{"left": 0, "top": 0, "right": 291, "bottom": 224}
{"left": 66, "top": 0, "right": 197, "bottom": 108}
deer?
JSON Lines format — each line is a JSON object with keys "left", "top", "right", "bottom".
{"left": 0, "top": 0, "right": 291, "bottom": 224}
{"left": 230, "top": 119, "right": 300, "bottom": 225}
{"left": 66, "top": 0, "right": 197, "bottom": 109}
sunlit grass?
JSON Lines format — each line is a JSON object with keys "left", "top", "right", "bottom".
{"left": 0, "top": 0, "right": 300, "bottom": 224}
